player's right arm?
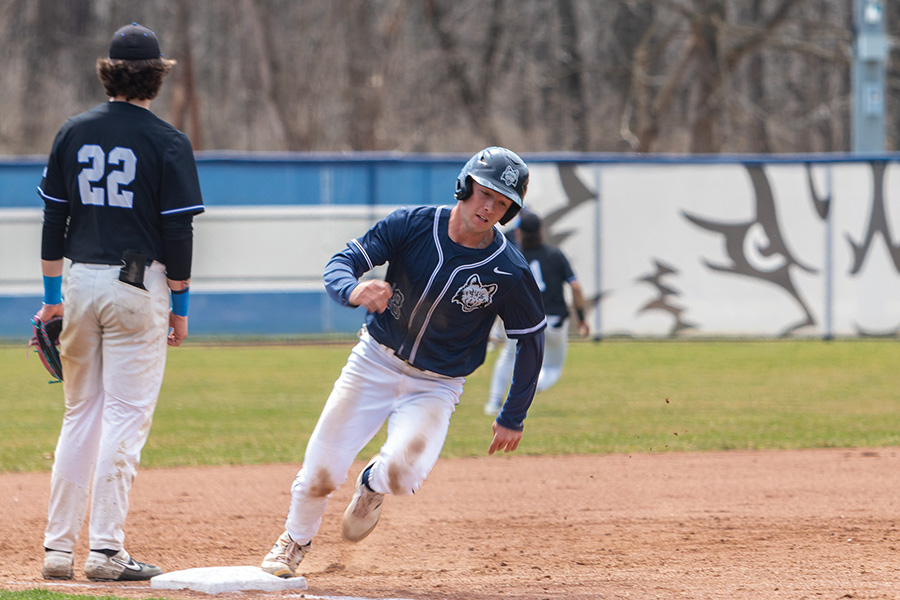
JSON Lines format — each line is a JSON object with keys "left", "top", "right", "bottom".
{"left": 323, "top": 208, "right": 407, "bottom": 309}
{"left": 555, "top": 249, "right": 589, "bottom": 336}
{"left": 37, "top": 176, "right": 69, "bottom": 322}
{"left": 323, "top": 251, "right": 369, "bottom": 308}
{"left": 569, "top": 279, "right": 590, "bottom": 337}
{"left": 162, "top": 212, "right": 197, "bottom": 347}
{"left": 324, "top": 254, "right": 391, "bottom": 314}
{"left": 159, "top": 133, "right": 204, "bottom": 347}
{"left": 37, "top": 259, "right": 65, "bottom": 322}
{"left": 166, "top": 278, "right": 189, "bottom": 346}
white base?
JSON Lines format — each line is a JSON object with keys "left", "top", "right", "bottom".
{"left": 150, "top": 565, "right": 308, "bottom": 594}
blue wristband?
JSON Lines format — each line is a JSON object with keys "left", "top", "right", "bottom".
{"left": 170, "top": 287, "right": 190, "bottom": 317}
{"left": 43, "top": 275, "right": 63, "bottom": 305}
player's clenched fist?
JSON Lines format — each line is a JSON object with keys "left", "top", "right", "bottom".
{"left": 349, "top": 280, "right": 392, "bottom": 313}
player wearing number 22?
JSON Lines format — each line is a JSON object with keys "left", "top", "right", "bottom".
{"left": 262, "top": 147, "right": 546, "bottom": 578}
{"left": 35, "top": 23, "right": 203, "bottom": 582}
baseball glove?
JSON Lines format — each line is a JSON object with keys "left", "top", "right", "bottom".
{"left": 30, "top": 315, "right": 63, "bottom": 383}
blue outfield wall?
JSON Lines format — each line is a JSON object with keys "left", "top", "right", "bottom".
{"left": 1, "top": 152, "right": 473, "bottom": 339}
{"left": 2, "top": 292, "right": 367, "bottom": 341}
{"left": 6, "top": 150, "right": 900, "bottom": 339}
{"left": 1, "top": 151, "right": 477, "bottom": 209}
{"left": 6, "top": 150, "right": 893, "bottom": 209}
{"left": 188, "top": 291, "right": 367, "bottom": 336}
{"left": 197, "top": 156, "right": 460, "bottom": 207}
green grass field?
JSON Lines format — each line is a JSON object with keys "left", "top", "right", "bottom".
{"left": 0, "top": 593, "right": 164, "bottom": 600}
{"left": 3, "top": 339, "right": 900, "bottom": 600}
{"left": 0, "top": 593, "right": 168, "bottom": 600}
{"left": 3, "top": 338, "right": 900, "bottom": 474}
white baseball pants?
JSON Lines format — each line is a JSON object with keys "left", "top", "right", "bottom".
{"left": 44, "top": 262, "right": 169, "bottom": 553}
{"left": 284, "top": 328, "right": 463, "bottom": 545}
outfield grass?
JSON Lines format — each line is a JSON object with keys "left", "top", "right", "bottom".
{"left": 3, "top": 339, "right": 900, "bottom": 473}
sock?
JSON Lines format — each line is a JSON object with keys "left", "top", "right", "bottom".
{"left": 361, "top": 463, "right": 377, "bottom": 493}
{"left": 90, "top": 548, "right": 119, "bottom": 558}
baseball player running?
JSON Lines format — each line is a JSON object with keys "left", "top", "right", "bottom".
{"left": 261, "top": 147, "right": 546, "bottom": 578}
{"left": 36, "top": 23, "right": 204, "bottom": 581}
{"left": 485, "top": 210, "right": 589, "bottom": 415}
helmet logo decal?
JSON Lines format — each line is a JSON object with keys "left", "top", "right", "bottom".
{"left": 452, "top": 274, "right": 498, "bottom": 313}
{"left": 500, "top": 165, "right": 519, "bottom": 189}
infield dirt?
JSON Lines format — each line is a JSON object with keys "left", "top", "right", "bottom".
{"left": 2, "top": 449, "right": 899, "bottom": 599}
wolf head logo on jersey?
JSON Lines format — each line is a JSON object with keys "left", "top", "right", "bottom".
{"left": 452, "top": 274, "right": 498, "bottom": 313}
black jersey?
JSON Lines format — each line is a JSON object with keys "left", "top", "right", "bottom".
{"left": 38, "top": 101, "right": 204, "bottom": 265}
{"left": 522, "top": 244, "right": 576, "bottom": 319}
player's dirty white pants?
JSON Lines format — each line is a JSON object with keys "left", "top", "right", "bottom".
{"left": 488, "top": 317, "right": 569, "bottom": 409}
{"left": 44, "top": 262, "right": 169, "bottom": 553}
{"left": 284, "top": 329, "right": 463, "bottom": 544}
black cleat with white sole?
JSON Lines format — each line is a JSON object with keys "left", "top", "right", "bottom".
{"left": 84, "top": 548, "right": 163, "bottom": 581}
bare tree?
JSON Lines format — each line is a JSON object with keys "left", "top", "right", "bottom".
{"left": 556, "top": 0, "right": 589, "bottom": 151}
{"left": 422, "top": 0, "right": 506, "bottom": 144}
{"left": 169, "top": 0, "right": 203, "bottom": 149}
{"left": 0, "top": 0, "right": 876, "bottom": 156}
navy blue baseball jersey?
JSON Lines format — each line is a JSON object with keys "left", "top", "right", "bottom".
{"left": 38, "top": 101, "right": 204, "bottom": 265}
{"left": 524, "top": 244, "right": 577, "bottom": 320}
{"left": 325, "top": 205, "right": 546, "bottom": 378}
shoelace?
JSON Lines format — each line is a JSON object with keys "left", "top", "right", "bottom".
{"left": 355, "top": 488, "right": 383, "bottom": 514}
{"left": 279, "top": 540, "right": 307, "bottom": 563}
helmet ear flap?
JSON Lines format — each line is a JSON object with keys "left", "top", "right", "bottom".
{"left": 454, "top": 175, "right": 473, "bottom": 201}
{"left": 498, "top": 204, "right": 520, "bottom": 226}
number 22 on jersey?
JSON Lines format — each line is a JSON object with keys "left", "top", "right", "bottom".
{"left": 77, "top": 144, "right": 137, "bottom": 208}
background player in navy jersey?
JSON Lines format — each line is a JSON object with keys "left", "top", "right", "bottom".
{"left": 261, "top": 147, "right": 546, "bottom": 578}
{"left": 485, "top": 210, "right": 589, "bottom": 415}
{"left": 36, "top": 23, "right": 204, "bottom": 582}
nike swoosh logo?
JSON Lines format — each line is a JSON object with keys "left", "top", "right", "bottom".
{"left": 493, "top": 267, "right": 512, "bottom": 276}
{"left": 111, "top": 557, "right": 144, "bottom": 572}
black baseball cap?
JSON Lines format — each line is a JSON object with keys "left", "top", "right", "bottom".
{"left": 517, "top": 210, "right": 542, "bottom": 233}
{"left": 109, "top": 22, "right": 162, "bottom": 60}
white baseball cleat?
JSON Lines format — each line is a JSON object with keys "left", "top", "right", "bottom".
{"left": 83, "top": 548, "right": 162, "bottom": 581}
{"left": 261, "top": 531, "right": 310, "bottom": 578}
{"left": 342, "top": 460, "right": 385, "bottom": 542}
{"left": 42, "top": 550, "right": 74, "bottom": 580}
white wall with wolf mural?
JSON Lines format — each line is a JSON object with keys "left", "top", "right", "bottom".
{"left": 525, "top": 158, "right": 900, "bottom": 338}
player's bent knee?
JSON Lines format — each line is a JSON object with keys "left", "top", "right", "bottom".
{"left": 376, "top": 459, "right": 425, "bottom": 496}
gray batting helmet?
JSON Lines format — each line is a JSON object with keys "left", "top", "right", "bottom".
{"left": 454, "top": 146, "right": 529, "bottom": 225}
